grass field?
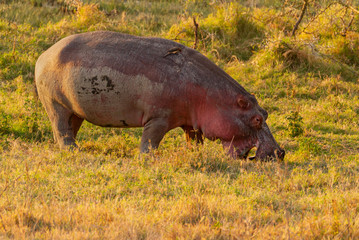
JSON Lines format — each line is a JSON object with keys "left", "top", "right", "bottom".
{"left": 0, "top": 0, "right": 358, "bottom": 239}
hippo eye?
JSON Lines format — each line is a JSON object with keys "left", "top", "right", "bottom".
{"left": 237, "top": 98, "right": 250, "bottom": 110}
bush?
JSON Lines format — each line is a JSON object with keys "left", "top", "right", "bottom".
{"left": 75, "top": 3, "right": 106, "bottom": 27}
{"left": 297, "top": 3, "right": 359, "bottom": 68}
{"left": 166, "top": 2, "right": 264, "bottom": 61}
{"left": 323, "top": 33, "right": 359, "bottom": 67}
{"left": 275, "top": 38, "right": 318, "bottom": 70}
{"left": 251, "top": 36, "right": 358, "bottom": 81}
{"left": 286, "top": 111, "right": 304, "bottom": 137}
{"left": 252, "top": 7, "right": 295, "bottom": 35}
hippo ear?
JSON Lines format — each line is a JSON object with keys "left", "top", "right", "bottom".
{"left": 237, "top": 96, "right": 250, "bottom": 109}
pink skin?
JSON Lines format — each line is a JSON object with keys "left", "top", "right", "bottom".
{"left": 192, "top": 88, "right": 272, "bottom": 159}
{"left": 35, "top": 31, "right": 284, "bottom": 160}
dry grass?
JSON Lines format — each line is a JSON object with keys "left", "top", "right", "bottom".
{"left": 0, "top": 135, "right": 358, "bottom": 239}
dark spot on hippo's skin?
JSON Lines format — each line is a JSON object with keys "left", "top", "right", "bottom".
{"left": 78, "top": 87, "right": 89, "bottom": 94}
{"left": 84, "top": 76, "right": 99, "bottom": 85}
{"left": 81, "top": 76, "right": 115, "bottom": 94}
{"left": 101, "top": 76, "right": 115, "bottom": 91}
{"left": 121, "top": 120, "right": 128, "bottom": 126}
{"left": 103, "top": 121, "right": 127, "bottom": 127}
{"left": 92, "top": 88, "right": 100, "bottom": 94}
{"left": 92, "top": 77, "right": 98, "bottom": 85}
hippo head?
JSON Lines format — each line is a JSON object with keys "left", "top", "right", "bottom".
{"left": 202, "top": 92, "right": 285, "bottom": 161}
{"left": 226, "top": 93, "right": 285, "bottom": 161}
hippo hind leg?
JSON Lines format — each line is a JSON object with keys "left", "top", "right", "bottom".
{"left": 43, "top": 100, "right": 84, "bottom": 150}
{"left": 182, "top": 126, "right": 204, "bottom": 145}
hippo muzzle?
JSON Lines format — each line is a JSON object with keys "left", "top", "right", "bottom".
{"left": 251, "top": 144, "right": 285, "bottom": 161}
{"left": 225, "top": 122, "right": 284, "bottom": 161}
{"left": 254, "top": 122, "right": 285, "bottom": 161}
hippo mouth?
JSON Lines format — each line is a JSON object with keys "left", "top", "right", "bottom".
{"left": 221, "top": 136, "right": 258, "bottom": 159}
{"left": 222, "top": 123, "right": 285, "bottom": 161}
{"left": 246, "top": 142, "right": 285, "bottom": 161}
{"left": 223, "top": 139, "right": 285, "bottom": 161}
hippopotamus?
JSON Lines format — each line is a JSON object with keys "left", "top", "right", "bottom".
{"left": 35, "top": 31, "right": 284, "bottom": 160}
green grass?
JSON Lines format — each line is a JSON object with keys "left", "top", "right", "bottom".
{"left": 0, "top": 0, "right": 358, "bottom": 239}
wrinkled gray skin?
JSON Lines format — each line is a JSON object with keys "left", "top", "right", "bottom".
{"left": 35, "top": 31, "right": 284, "bottom": 160}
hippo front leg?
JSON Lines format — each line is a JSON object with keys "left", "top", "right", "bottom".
{"left": 182, "top": 126, "right": 204, "bottom": 145}
{"left": 140, "top": 118, "right": 169, "bottom": 153}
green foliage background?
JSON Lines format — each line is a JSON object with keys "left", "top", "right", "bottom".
{"left": 0, "top": 0, "right": 358, "bottom": 239}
